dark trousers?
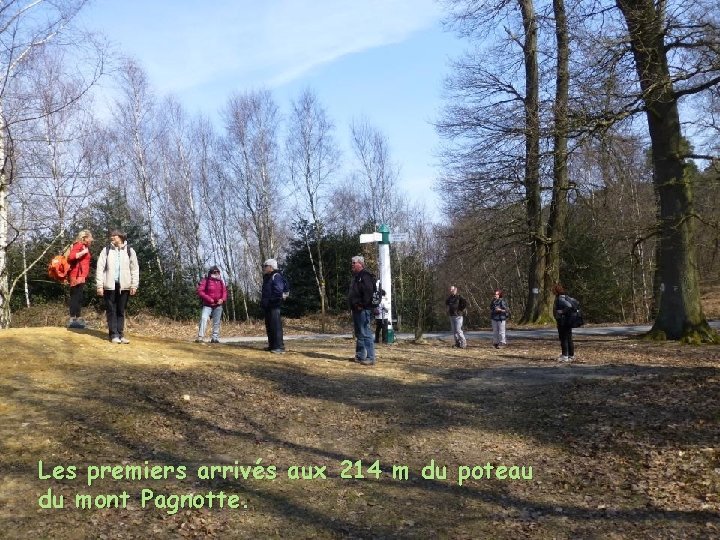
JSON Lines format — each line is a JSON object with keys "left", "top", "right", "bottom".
{"left": 375, "top": 319, "right": 388, "bottom": 343}
{"left": 264, "top": 307, "right": 284, "bottom": 350}
{"left": 69, "top": 283, "right": 85, "bottom": 317}
{"left": 557, "top": 324, "right": 574, "bottom": 357}
{"left": 104, "top": 283, "right": 130, "bottom": 338}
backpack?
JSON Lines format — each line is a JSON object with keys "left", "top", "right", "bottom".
{"left": 566, "top": 296, "right": 584, "bottom": 328}
{"left": 103, "top": 244, "right": 136, "bottom": 268}
{"left": 47, "top": 244, "right": 72, "bottom": 283}
{"left": 371, "top": 281, "right": 381, "bottom": 307}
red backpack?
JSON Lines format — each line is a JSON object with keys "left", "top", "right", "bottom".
{"left": 48, "top": 245, "right": 72, "bottom": 283}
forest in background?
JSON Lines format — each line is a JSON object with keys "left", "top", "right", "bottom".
{"left": 0, "top": 0, "right": 718, "bottom": 338}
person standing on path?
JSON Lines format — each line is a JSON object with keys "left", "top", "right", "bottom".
{"left": 490, "top": 289, "right": 510, "bottom": 348}
{"left": 553, "top": 284, "right": 576, "bottom": 362}
{"left": 348, "top": 255, "right": 376, "bottom": 366}
{"left": 446, "top": 285, "right": 467, "bottom": 348}
{"left": 67, "top": 229, "right": 94, "bottom": 328}
{"left": 195, "top": 266, "right": 227, "bottom": 344}
{"left": 374, "top": 288, "right": 390, "bottom": 344}
{"left": 261, "top": 259, "right": 287, "bottom": 354}
{"left": 95, "top": 229, "right": 139, "bottom": 344}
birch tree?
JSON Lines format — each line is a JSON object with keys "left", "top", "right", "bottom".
{"left": 111, "top": 58, "right": 164, "bottom": 274}
{"left": 18, "top": 49, "right": 100, "bottom": 235}
{"left": 286, "top": 89, "right": 340, "bottom": 328}
{"left": 155, "top": 96, "right": 204, "bottom": 276}
{"left": 0, "top": 0, "right": 100, "bottom": 328}
{"left": 222, "top": 89, "right": 282, "bottom": 266}
{"left": 349, "top": 118, "right": 401, "bottom": 228}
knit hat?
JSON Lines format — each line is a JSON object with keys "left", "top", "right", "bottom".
{"left": 263, "top": 259, "right": 278, "bottom": 270}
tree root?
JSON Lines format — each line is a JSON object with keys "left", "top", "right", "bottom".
{"left": 643, "top": 322, "right": 720, "bottom": 344}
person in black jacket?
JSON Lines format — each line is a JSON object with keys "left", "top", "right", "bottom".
{"left": 490, "top": 289, "right": 510, "bottom": 348}
{"left": 553, "top": 283, "right": 575, "bottom": 362}
{"left": 261, "top": 259, "right": 286, "bottom": 354}
{"left": 446, "top": 285, "right": 467, "bottom": 348}
{"left": 348, "top": 255, "right": 376, "bottom": 366}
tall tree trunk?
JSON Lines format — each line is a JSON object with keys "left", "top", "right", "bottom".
{"left": 616, "top": 0, "right": 716, "bottom": 341}
{"left": 542, "top": 0, "right": 571, "bottom": 321}
{"left": 518, "top": 0, "right": 545, "bottom": 323}
{"left": 0, "top": 112, "right": 10, "bottom": 328}
{"left": 0, "top": 174, "right": 9, "bottom": 328}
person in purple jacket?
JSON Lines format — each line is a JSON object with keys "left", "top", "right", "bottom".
{"left": 195, "top": 265, "right": 227, "bottom": 343}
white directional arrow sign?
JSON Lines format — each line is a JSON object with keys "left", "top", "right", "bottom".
{"left": 360, "top": 232, "right": 383, "bottom": 244}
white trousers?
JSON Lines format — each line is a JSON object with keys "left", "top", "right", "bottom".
{"left": 491, "top": 319, "right": 506, "bottom": 345}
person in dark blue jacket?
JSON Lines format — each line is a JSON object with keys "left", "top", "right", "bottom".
{"left": 261, "top": 259, "right": 286, "bottom": 353}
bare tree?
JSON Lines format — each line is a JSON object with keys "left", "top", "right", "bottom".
{"left": 17, "top": 49, "right": 101, "bottom": 235}
{"left": 0, "top": 0, "right": 102, "bottom": 328}
{"left": 614, "top": 0, "right": 719, "bottom": 341}
{"left": 155, "top": 96, "right": 204, "bottom": 276}
{"left": 286, "top": 88, "right": 341, "bottom": 329}
{"left": 438, "top": 0, "right": 546, "bottom": 323}
{"left": 222, "top": 89, "right": 282, "bottom": 265}
{"left": 111, "top": 58, "right": 164, "bottom": 273}
{"left": 349, "top": 118, "right": 401, "bottom": 228}
{"left": 540, "top": 0, "right": 572, "bottom": 320}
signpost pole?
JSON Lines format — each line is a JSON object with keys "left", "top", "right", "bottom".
{"left": 378, "top": 224, "right": 394, "bottom": 343}
{"left": 359, "top": 226, "right": 407, "bottom": 345}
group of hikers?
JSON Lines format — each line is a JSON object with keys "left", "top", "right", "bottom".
{"left": 444, "top": 283, "right": 581, "bottom": 363}
{"left": 65, "top": 229, "right": 139, "bottom": 344}
{"left": 61, "top": 230, "right": 582, "bottom": 363}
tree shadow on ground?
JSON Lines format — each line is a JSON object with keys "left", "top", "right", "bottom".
{"left": 2, "top": 341, "right": 719, "bottom": 537}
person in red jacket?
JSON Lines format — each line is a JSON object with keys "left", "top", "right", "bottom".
{"left": 195, "top": 266, "right": 227, "bottom": 343}
{"left": 67, "top": 229, "right": 94, "bottom": 328}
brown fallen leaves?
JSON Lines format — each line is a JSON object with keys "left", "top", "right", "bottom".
{"left": 0, "top": 326, "right": 718, "bottom": 539}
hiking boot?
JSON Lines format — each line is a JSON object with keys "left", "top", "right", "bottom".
{"left": 111, "top": 337, "right": 122, "bottom": 344}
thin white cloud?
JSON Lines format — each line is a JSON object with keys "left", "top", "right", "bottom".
{"left": 85, "top": 0, "right": 443, "bottom": 92}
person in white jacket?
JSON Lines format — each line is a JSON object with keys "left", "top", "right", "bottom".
{"left": 374, "top": 290, "right": 390, "bottom": 344}
{"left": 95, "top": 229, "right": 140, "bottom": 344}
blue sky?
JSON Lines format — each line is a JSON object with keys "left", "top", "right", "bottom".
{"left": 80, "top": 0, "right": 466, "bottom": 219}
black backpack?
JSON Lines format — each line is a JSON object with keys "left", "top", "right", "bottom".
{"left": 566, "top": 296, "right": 584, "bottom": 328}
{"left": 371, "top": 280, "right": 382, "bottom": 307}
